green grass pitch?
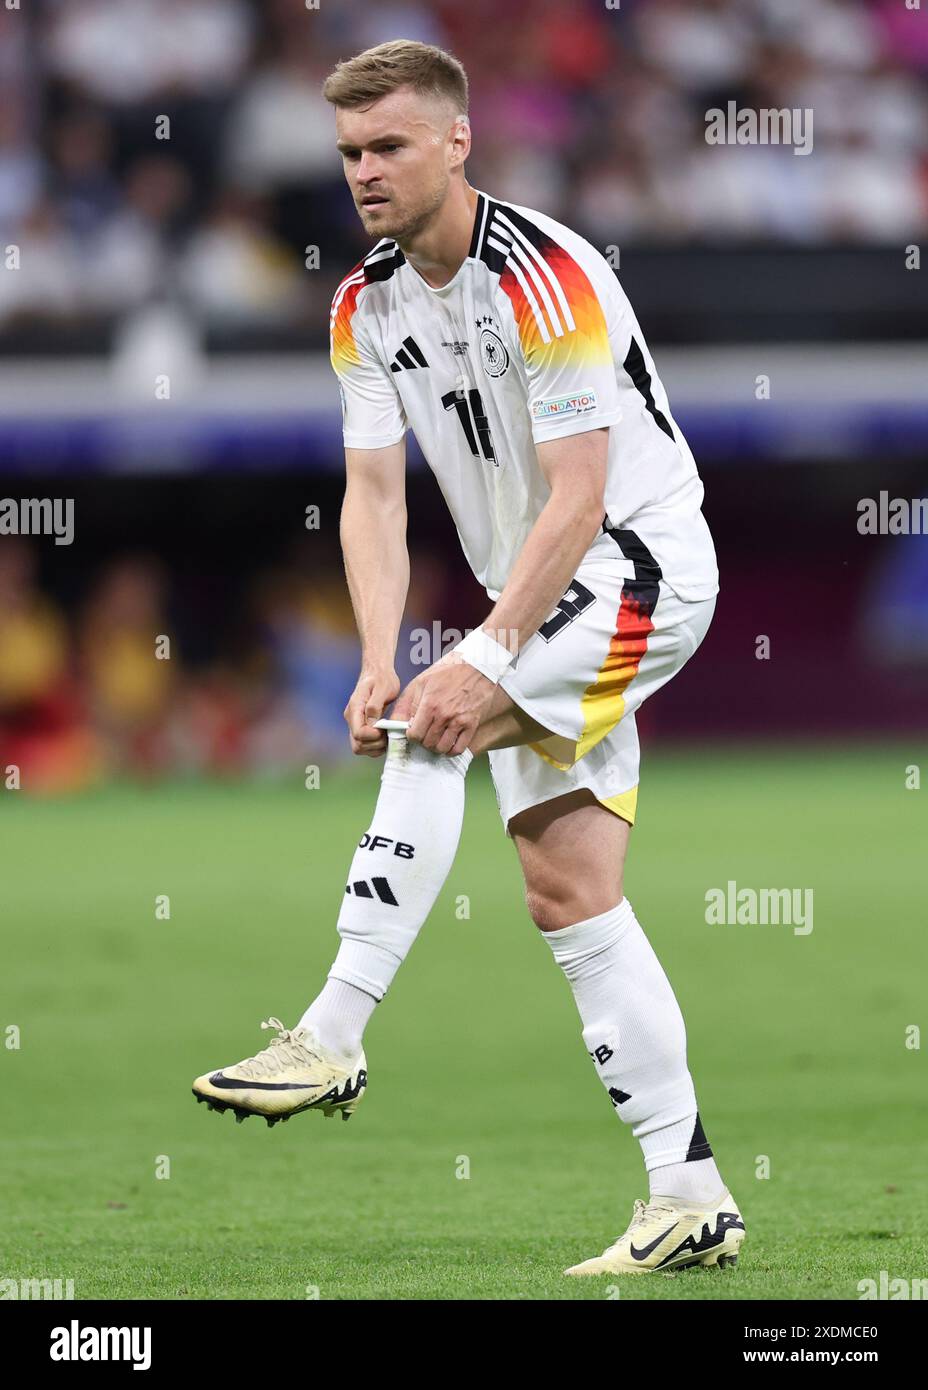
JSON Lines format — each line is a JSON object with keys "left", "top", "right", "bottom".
{"left": 1, "top": 742, "right": 925, "bottom": 1300}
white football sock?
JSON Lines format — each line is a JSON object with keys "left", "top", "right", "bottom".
{"left": 298, "top": 735, "right": 472, "bottom": 1056}
{"left": 298, "top": 977, "right": 377, "bottom": 1064}
{"left": 646, "top": 1130, "right": 726, "bottom": 1207}
{"left": 543, "top": 898, "right": 725, "bottom": 1203}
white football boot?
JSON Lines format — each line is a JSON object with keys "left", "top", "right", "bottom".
{"left": 192, "top": 1017, "right": 367, "bottom": 1127}
{"left": 564, "top": 1189, "right": 745, "bottom": 1276}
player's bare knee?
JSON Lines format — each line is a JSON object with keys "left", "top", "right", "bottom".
{"left": 524, "top": 886, "right": 575, "bottom": 933}
{"left": 524, "top": 874, "right": 627, "bottom": 932}
{"left": 524, "top": 887, "right": 556, "bottom": 931}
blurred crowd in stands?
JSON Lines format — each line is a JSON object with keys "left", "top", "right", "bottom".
{"left": 0, "top": 0, "right": 926, "bottom": 344}
{"left": 0, "top": 535, "right": 462, "bottom": 791}
{"left": 2, "top": 0, "right": 926, "bottom": 789}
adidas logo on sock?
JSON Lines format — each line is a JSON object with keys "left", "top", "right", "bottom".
{"left": 389, "top": 337, "right": 429, "bottom": 373}
{"left": 345, "top": 877, "right": 399, "bottom": 905}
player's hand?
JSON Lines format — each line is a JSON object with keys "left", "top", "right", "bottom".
{"left": 344, "top": 668, "right": 401, "bottom": 757}
{"left": 394, "top": 656, "right": 495, "bottom": 756}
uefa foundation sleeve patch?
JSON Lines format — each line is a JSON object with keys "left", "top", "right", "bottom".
{"left": 531, "top": 389, "right": 599, "bottom": 423}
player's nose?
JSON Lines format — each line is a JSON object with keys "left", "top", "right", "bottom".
{"left": 356, "top": 151, "right": 382, "bottom": 185}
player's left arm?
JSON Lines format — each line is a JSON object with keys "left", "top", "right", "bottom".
{"left": 400, "top": 427, "right": 609, "bottom": 753}
{"left": 401, "top": 231, "right": 621, "bottom": 752}
{"left": 481, "top": 427, "right": 608, "bottom": 650}
{"left": 484, "top": 231, "right": 621, "bottom": 650}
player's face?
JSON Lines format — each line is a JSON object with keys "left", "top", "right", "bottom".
{"left": 335, "top": 88, "right": 464, "bottom": 244}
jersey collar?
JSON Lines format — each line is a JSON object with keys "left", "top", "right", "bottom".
{"left": 467, "top": 189, "right": 490, "bottom": 260}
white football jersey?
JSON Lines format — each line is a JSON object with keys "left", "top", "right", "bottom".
{"left": 330, "top": 190, "right": 718, "bottom": 603}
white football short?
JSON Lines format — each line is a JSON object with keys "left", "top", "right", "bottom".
{"left": 487, "top": 533, "right": 716, "bottom": 834}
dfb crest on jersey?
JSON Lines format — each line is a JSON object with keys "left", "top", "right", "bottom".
{"left": 480, "top": 327, "right": 509, "bottom": 379}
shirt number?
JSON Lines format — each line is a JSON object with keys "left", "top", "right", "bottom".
{"left": 441, "top": 387, "right": 496, "bottom": 464}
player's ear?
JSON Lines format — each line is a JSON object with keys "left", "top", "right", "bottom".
{"left": 449, "top": 115, "right": 471, "bottom": 168}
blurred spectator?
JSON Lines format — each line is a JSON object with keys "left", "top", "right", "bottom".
{"left": 859, "top": 511, "right": 928, "bottom": 666}
{"left": 222, "top": 49, "right": 337, "bottom": 194}
{"left": 82, "top": 156, "right": 192, "bottom": 314}
{"left": 177, "top": 192, "right": 300, "bottom": 328}
{"left": 44, "top": 0, "right": 253, "bottom": 106}
{"left": 0, "top": 540, "right": 97, "bottom": 793}
{"left": 164, "top": 667, "right": 249, "bottom": 777}
{"left": 874, "top": 0, "right": 928, "bottom": 72}
{"left": 0, "top": 540, "right": 69, "bottom": 711}
{"left": 633, "top": 0, "right": 757, "bottom": 94}
{"left": 48, "top": 107, "right": 120, "bottom": 244}
{"left": 78, "top": 556, "right": 176, "bottom": 773}
{"left": 250, "top": 547, "right": 360, "bottom": 767}
{"left": 0, "top": 0, "right": 920, "bottom": 348}
{"left": 0, "top": 199, "right": 81, "bottom": 326}
{"left": 0, "top": 96, "right": 43, "bottom": 239}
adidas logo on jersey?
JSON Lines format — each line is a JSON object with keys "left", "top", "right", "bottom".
{"left": 389, "top": 336, "right": 429, "bottom": 373}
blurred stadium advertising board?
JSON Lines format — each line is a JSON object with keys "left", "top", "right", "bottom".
{"left": 0, "top": 342, "right": 926, "bottom": 473}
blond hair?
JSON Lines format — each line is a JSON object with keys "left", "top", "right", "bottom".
{"left": 322, "top": 40, "right": 468, "bottom": 116}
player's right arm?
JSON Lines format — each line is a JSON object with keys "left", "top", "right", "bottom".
{"left": 340, "top": 441, "right": 408, "bottom": 757}
{"left": 330, "top": 268, "right": 410, "bottom": 756}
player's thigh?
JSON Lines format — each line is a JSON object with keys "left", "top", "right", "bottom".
{"left": 470, "top": 681, "right": 554, "bottom": 755}
{"left": 509, "top": 789, "right": 631, "bottom": 931}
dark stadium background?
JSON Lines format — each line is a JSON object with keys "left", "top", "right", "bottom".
{"left": 1, "top": 0, "right": 926, "bottom": 787}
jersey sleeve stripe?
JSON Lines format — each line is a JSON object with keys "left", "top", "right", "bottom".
{"left": 488, "top": 205, "right": 612, "bottom": 366}
{"left": 330, "top": 274, "right": 365, "bottom": 370}
{"left": 494, "top": 210, "right": 576, "bottom": 334}
{"left": 502, "top": 244, "right": 611, "bottom": 365}
{"left": 500, "top": 249, "right": 554, "bottom": 346}
{"left": 491, "top": 227, "right": 567, "bottom": 339}
{"left": 329, "top": 240, "right": 404, "bottom": 373}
